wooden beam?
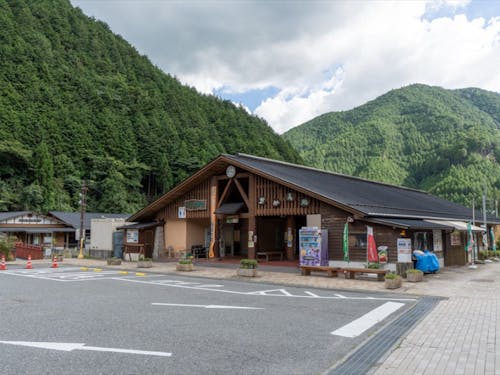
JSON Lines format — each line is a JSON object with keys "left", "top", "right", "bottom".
{"left": 234, "top": 178, "right": 250, "bottom": 208}
{"left": 217, "top": 179, "right": 233, "bottom": 208}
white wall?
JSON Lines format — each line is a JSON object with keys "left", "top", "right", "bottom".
{"left": 90, "top": 218, "right": 126, "bottom": 251}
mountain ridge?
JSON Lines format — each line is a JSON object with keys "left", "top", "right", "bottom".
{"left": 0, "top": 0, "right": 300, "bottom": 213}
{"left": 283, "top": 84, "right": 500, "bottom": 207}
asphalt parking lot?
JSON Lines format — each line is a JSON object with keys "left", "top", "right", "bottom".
{"left": 0, "top": 265, "right": 419, "bottom": 375}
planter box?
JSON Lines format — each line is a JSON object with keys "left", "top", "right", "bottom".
{"left": 107, "top": 258, "right": 122, "bottom": 266}
{"left": 406, "top": 271, "right": 423, "bottom": 282}
{"left": 237, "top": 268, "right": 258, "bottom": 277}
{"left": 176, "top": 263, "right": 194, "bottom": 271}
{"left": 384, "top": 277, "right": 402, "bottom": 289}
{"left": 137, "top": 260, "right": 153, "bottom": 268}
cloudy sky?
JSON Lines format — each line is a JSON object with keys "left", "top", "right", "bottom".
{"left": 71, "top": 0, "right": 500, "bottom": 134}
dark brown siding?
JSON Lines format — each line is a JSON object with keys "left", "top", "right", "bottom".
{"left": 157, "top": 179, "right": 211, "bottom": 221}
{"left": 320, "top": 203, "right": 400, "bottom": 262}
{"left": 255, "top": 176, "right": 320, "bottom": 216}
{"left": 444, "top": 231, "right": 466, "bottom": 266}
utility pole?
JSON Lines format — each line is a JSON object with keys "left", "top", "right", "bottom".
{"left": 77, "top": 180, "right": 88, "bottom": 259}
{"left": 482, "top": 185, "right": 488, "bottom": 250}
{"left": 472, "top": 198, "right": 476, "bottom": 263}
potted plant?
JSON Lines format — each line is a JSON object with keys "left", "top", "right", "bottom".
{"left": 406, "top": 268, "right": 423, "bottom": 282}
{"left": 384, "top": 272, "right": 402, "bottom": 289}
{"left": 237, "top": 259, "right": 258, "bottom": 277}
{"left": 176, "top": 258, "right": 194, "bottom": 271}
{"left": 137, "top": 256, "right": 153, "bottom": 268}
{"left": 107, "top": 257, "right": 122, "bottom": 266}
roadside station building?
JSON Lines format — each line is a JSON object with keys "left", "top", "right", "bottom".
{"left": 128, "top": 153, "right": 499, "bottom": 268}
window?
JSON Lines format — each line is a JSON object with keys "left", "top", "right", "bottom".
{"left": 413, "top": 232, "right": 434, "bottom": 251}
{"left": 350, "top": 233, "right": 367, "bottom": 248}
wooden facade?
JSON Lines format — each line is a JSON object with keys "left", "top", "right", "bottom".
{"left": 129, "top": 154, "right": 496, "bottom": 268}
{"left": 160, "top": 179, "right": 211, "bottom": 220}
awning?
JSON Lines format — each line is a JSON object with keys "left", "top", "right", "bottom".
{"left": 0, "top": 227, "right": 75, "bottom": 233}
{"left": 116, "top": 222, "right": 159, "bottom": 230}
{"left": 425, "top": 220, "right": 484, "bottom": 232}
{"left": 368, "top": 218, "right": 485, "bottom": 232}
{"left": 367, "top": 218, "right": 452, "bottom": 230}
{"left": 215, "top": 202, "right": 245, "bottom": 215}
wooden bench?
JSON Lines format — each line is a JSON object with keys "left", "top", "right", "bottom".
{"left": 342, "top": 267, "right": 389, "bottom": 281}
{"left": 191, "top": 245, "right": 207, "bottom": 259}
{"left": 300, "top": 265, "right": 339, "bottom": 277}
{"left": 123, "top": 244, "right": 145, "bottom": 261}
{"left": 256, "top": 251, "right": 284, "bottom": 262}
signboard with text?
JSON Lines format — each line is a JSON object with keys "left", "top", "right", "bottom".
{"left": 397, "top": 238, "right": 412, "bottom": 263}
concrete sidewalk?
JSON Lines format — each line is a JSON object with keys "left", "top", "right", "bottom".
{"left": 7, "top": 257, "right": 500, "bottom": 374}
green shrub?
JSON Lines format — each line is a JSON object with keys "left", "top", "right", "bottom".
{"left": 138, "top": 255, "right": 152, "bottom": 261}
{"left": 240, "top": 259, "right": 258, "bottom": 269}
{"left": 366, "top": 262, "right": 380, "bottom": 269}
{"left": 178, "top": 259, "right": 192, "bottom": 265}
{"left": 479, "top": 250, "right": 488, "bottom": 260}
{"left": 406, "top": 269, "right": 423, "bottom": 275}
{"left": 385, "top": 272, "right": 400, "bottom": 280}
{"left": 0, "top": 237, "right": 14, "bottom": 259}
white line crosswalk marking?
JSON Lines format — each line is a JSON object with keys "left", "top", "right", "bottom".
{"left": 331, "top": 302, "right": 405, "bottom": 338}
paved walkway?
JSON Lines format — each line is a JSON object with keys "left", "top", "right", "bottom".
{"left": 6, "top": 257, "right": 500, "bottom": 374}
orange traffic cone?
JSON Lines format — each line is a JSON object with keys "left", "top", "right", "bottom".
{"left": 25, "top": 254, "right": 32, "bottom": 269}
{"left": 0, "top": 255, "right": 6, "bottom": 271}
{"left": 51, "top": 256, "right": 58, "bottom": 268}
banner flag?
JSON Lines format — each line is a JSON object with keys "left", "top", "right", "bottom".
{"left": 343, "top": 223, "right": 349, "bottom": 262}
{"left": 491, "top": 227, "right": 496, "bottom": 251}
{"left": 465, "top": 221, "right": 474, "bottom": 253}
{"left": 367, "top": 226, "right": 378, "bottom": 263}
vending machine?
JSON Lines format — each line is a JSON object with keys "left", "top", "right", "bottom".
{"left": 299, "top": 227, "right": 328, "bottom": 266}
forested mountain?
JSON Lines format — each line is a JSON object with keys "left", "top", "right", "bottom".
{"left": 0, "top": 0, "right": 300, "bottom": 213}
{"left": 283, "top": 84, "right": 500, "bottom": 207}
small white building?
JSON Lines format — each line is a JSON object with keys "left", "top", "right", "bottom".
{"left": 90, "top": 218, "right": 128, "bottom": 258}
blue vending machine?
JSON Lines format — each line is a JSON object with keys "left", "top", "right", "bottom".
{"left": 299, "top": 227, "right": 329, "bottom": 266}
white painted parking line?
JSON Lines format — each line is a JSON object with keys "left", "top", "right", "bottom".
{"left": 248, "top": 289, "right": 292, "bottom": 296}
{"left": 117, "top": 278, "right": 417, "bottom": 302}
{"left": 0, "top": 268, "right": 159, "bottom": 282}
{"left": 304, "top": 291, "right": 319, "bottom": 297}
{"left": 331, "top": 302, "right": 405, "bottom": 338}
{"left": 152, "top": 303, "right": 263, "bottom": 310}
{"left": 0, "top": 341, "right": 171, "bottom": 357}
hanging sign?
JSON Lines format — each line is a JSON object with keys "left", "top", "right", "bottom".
{"left": 178, "top": 206, "right": 186, "bottom": 219}
{"left": 451, "top": 230, "right": 462, "bottom": 246}
{"left": 127, "top": 229, "right": 139, "bottom": 244}
{"left": 185, "top": 199, "right": 207, "bottom": 211}
{"left": 226, "top": 216, "right": 239, "bottom": 224}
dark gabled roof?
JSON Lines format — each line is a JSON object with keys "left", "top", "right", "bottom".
{"left": 128, "top": 153, "right": 500, "bottom": 224}
{"left": 225, "top": 154, "right": 500, "bottom": 224}
{"left": 49, "top": 212, "right": 129, "bottom": 230}
{"left": 0, "top": 211, "right": 32, "bottom": 221}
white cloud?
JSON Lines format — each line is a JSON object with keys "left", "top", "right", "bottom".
{"left": 71, "top": 1, "right": 500, "bottom": 133}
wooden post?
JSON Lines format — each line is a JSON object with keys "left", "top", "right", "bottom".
{"left": 209, "top": 177, "right": 218, "bottom": 259}
{"left": 286, "top": 216, "right": 295, "bottom": 260}
{"left": 248, "top": 174, "right": 256, "bottom": 259}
